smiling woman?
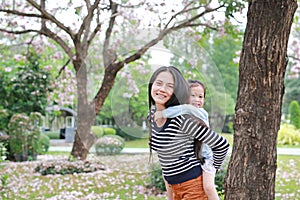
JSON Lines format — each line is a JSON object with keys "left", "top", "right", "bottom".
{"left": 147, "top": 66, "right": 230, "bottom": 199}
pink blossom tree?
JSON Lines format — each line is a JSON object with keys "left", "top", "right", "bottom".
{"left": 0, "top": 0, "right": 243, "bottom": 160}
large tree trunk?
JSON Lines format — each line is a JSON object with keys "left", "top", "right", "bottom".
{"left": 70, "top": 60, "right": 123, "bottom": 160}
{"left": 71, "top": 60, "right": 98, "bottom": 160}
{"left": 224, "top": 1, "right": 297, "bottom": 199}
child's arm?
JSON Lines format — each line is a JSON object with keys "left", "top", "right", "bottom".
{"left": 161, "top": 104, "right": 210, "bottom": 126}
{"left": 201, "top": 144, "right": 219, "bottom": 199}
{"left": 201, "top": 144, "right": 216, "bottom": 175}
{"left": 202, "top": 171, "right": 219, "bottom": 200}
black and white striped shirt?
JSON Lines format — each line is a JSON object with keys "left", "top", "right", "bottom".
{"left": 149, "top": 111, "right": 229, "bottom": 184}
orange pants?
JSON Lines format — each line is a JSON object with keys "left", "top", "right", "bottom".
{"left": 171, "top": 175, "right": 208, "bottom": 200}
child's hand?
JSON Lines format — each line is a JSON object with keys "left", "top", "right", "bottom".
{"left": 154, "top": 111, "right": 164, "bottom": 122}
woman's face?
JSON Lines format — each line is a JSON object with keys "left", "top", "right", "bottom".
{"left": 189, "top": 85, "right": 205, "bottom": 108}
{"left": 151, "top": 71, "right": 174, "bottom": 109}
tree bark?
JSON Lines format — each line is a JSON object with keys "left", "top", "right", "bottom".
{"left": 224, "top": 1, "right": 297, "bottom": 199}
{"left": 71, "top": 59, "right": 98, "bottom": 160}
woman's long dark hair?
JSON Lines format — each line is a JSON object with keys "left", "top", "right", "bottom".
{"left": 192, "top": 117, "right": 208, "bottom": 164}
{"left": 147, "top": 66, "right": 190, "bottom": 161}
{"left": 148, "top": 66, "right": 190, "bottom": 110}
{"left": 188, "top": 79, "right": 207, "bottom": 164}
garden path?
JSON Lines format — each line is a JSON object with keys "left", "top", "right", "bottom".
{"left": 49, "top": 140, "right": 300, "bottom": 155}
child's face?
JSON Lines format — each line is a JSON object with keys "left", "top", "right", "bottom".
{"left": 189, "top": 85, "right": 205, "bottom": 108}
{"left": 151, "top": 71, "right": 174, "bottom": 109}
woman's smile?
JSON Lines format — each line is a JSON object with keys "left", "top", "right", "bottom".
{"left": 151, "top": 71, "right": 174, "bottom": 110}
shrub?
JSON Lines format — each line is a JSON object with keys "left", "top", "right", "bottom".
{"left": 35, "top": 160, "right": 105, "bottom": 175}
{"left": 289, "top": 100, "right": 300, "bottom": 129}
{"left": 148, "top": 163, "right": 166, "bottom": 191}
{"left": 115, "top": 126, "right": 148, "bottom": 141}
{"left": 94, "top": 135, "right": 125, "bottom": 155}
{"left": 39, "top": 134, "right": 50, "bottom": 153}
{"left": 0, "top": 132, "right": 9, "bottom": 161}
{"left": 0, "top": 108, "right": 9, "bottom": 132}
{"left": 146, "top": 156, "right": 231, "bottom": 197}
{"left": 215, "top": 156, "right": 230, "bottom": 197}
{"left": 103, "top": 127, "right": 116, "bottom": 135}
{"left": 278, "top": 123, "right": 300, "bottom": 145}
{"left": 45, "top": 131, "right": 60, "bottom": 139}
{"left": 27, "top": 112, "right": 43, "bottom": 158}
{"left": 91, "top": 126, "right": 104, "bottom": 138}
{"left": 8, "top": 113, "right": 30, "bottom": 156}
{"left": 8, "top": 112, "right": 47, "bottom": 161}
{"left": 0, "top": 142, "right": 8, "bottom": 161}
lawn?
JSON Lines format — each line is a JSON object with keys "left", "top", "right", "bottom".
{"left": 0, "top": 154, "right": 165, "bottom": 200}
{"left": 276, "top": 155, "right": 300, "bottom": 199}
{"left": 125, "top": 133, "right": 234, "bottom": 148}
{"left": 1, "top": 133, "right": 299, "bottom": 199}
{"left": 125, "top": 134, "right": 300, "bottom": 149}
{"left": 0, "top": 152, "right": 299, "bottom": 200}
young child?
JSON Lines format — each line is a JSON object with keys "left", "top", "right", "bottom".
{"left": 155, "top": 80, "right": 219, "bottom": 200}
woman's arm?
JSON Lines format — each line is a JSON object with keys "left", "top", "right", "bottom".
{"left": 182, "top": 116, "right": 229, "bottom": 170}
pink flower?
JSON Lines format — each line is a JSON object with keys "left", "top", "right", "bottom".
{"left": 14, "top": 54, "right": 25, "bottom": 61}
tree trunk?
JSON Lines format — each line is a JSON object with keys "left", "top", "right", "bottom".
{"left": 71, "top": 60, "right": 98, "bottom": 160}
{"left": 70, "top": 61, "right": 123, "bottom": 160}
{"left": 224, "top": 1, "right": 297, "bottom": 200}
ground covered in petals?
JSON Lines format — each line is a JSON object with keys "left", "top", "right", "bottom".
{"left": 275, "top": 155, "right": 300, "bottom": 200}
{"left": 0, "top": 154, "right": 299, "bottom": 200}
{"left": 0, "top": 154, "right": 166, "bottom": 200}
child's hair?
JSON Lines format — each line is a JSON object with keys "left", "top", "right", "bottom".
{"left": 188, "top": 79, "right": 207, "bottom": 163}
{"left": 192, "top": 117, "right": 208, "bottom": 164}
{"left": 188, "top": 79, "right": 206, "bottom": 98}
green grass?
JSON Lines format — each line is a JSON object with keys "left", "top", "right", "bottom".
{"left": 276, "top": 155, "right": 300, "bottom": 199}
{"left": 124, "top": 133, "right": 234, "bottom": 148}
{"left": 0, "top": 154, "right": 166, "bottom": 199}
{"left": 125, "top": 138, "right": 149, "bottom": 148}
{"left": 1, "top": 153, "right": 299, "bottom": 199}
{"left": 124, "top": 134, "right": 300, "bottom": 149}
{"left": 277, "top": 144, "right": 300, "bottom": 148}
{"left": 2, "top": 133, "right": 297, "bottom": 199}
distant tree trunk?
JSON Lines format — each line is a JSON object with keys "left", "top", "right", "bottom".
{"left": 70, "top": 59, "right": 123, "bottom": 160}
{"left": 70, "top": 60, "right": 97, "bottom": 160}
{"left": 224, "top": 1, "right": 297, "bottom": 200}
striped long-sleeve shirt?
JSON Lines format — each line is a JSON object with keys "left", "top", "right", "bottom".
{"left": 149, "top": 111, "right": 229, "bottom": 184}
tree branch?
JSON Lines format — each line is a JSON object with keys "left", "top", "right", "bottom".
{"left": 0, "top": 8, "right": 43, "bottom": 18}
{"left": 0, "top": 28, "right": 38, "bottom": 34}
{"left": 39, "top": 27, "right": 74, "bottom": 59}
{"left": 164, "top": 3, "right": 223, "bottom": 30}
{"left": 56, "top": 59, "right": 71, "bottom": 79}
{"left": 103, "top": 0, "right": 118, "bottom": 68}
{"left": 26, "top": 0, "right": 76, "bottom": 41}
{"left": 112, "top": 4, "right": 223, "bottom": 71}
{"left": 0, "top": 28, "right": 74, "bottom": 61}
{"left": 288, "top": 55, "right": 300, "bottom": 62}
{"left": 77, "top": 0, "right": 101, "bottom": 45}
{"left": 87, "top": 2, "right": 103, "bottom": 47}
{"left": 87, "top": 24, "right": 101, "bottom": 47}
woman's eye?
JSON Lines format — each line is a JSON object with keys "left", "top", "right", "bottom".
{"left": 155, "top": 81, "right": 162, "bottom": 86}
